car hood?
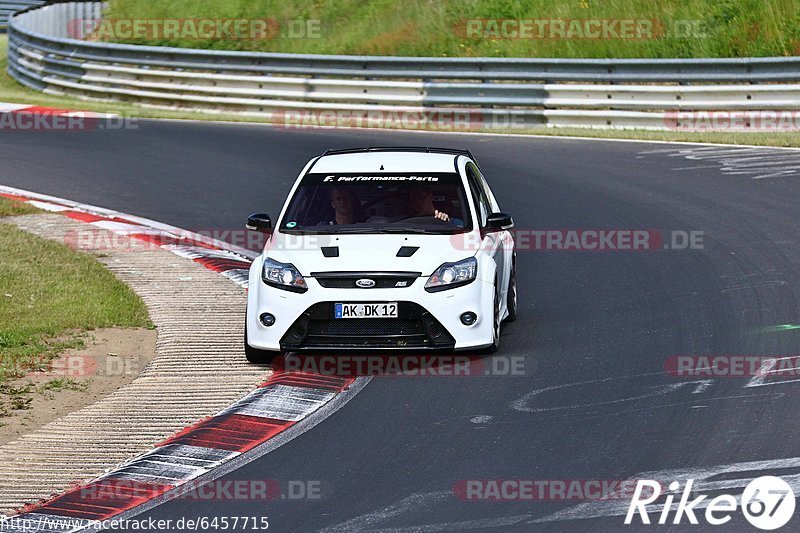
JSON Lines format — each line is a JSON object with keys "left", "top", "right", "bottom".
{"left": 264, "top": 233, "right": 476, "bottom": 277}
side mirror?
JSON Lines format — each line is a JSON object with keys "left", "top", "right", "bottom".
{"left": 246, "top": 213, "right": 272, "bottom": 233}
{"left": 485, "top": 212, "right": 514, "bottom": 232}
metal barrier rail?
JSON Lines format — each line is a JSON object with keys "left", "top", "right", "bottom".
{"left": 0, "top": 1, "right": 43, "bottom": 31}
{"left": 6, "top": 1, "right": 800, "bottom": 130}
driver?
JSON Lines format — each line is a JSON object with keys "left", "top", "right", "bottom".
{"left": 408, "top": 185, "right": 459, "bottom": 224}
{"left": 326, "top": 186, "right": 365, "bottom": 225}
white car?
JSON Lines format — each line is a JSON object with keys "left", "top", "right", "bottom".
{"left": 244, "top": 147, "right": 516, "bottom": 362}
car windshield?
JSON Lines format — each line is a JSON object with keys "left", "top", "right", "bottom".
{"left": 279, "top": 172, "right": 472, "bottom": 234}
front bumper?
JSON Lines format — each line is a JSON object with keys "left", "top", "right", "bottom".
{"left": 279, "top": 301, "right": 455, "bottom": 350}
{"left": 246, "top": 256, "right": 496, "bottom": 352}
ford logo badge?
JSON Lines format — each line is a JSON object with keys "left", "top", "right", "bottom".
{"left": 355, "top": 278, "right": 376, "bottom": 288}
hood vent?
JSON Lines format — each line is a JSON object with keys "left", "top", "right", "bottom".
{"left": 396, "top": 246, "right": 419, "bottom": 257}
{"left": 321, "top": 246, "right": 339, "bottom": 257}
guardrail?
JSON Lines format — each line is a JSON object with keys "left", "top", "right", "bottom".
{"left": 6, "top": 1, "right": 800, "bottom": 130}
{"left": 0, "top": 0, "right": 42, "bottom": 31}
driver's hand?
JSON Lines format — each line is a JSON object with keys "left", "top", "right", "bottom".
{"left": 434, "top": 210, "right": 450, "bottom": 222}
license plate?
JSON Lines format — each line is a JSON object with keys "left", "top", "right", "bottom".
{"left": 335, "top": 302, "right": 398, "bottom": 319}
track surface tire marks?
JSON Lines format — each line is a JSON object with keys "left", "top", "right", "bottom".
{"left": 2, "top": 124, "right": 800, "bottom": 531}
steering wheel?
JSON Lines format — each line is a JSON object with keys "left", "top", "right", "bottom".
{"left": 390, "top": 214, "right": 450, "bottom": 224}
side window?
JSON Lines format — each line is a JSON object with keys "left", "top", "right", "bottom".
{"left": 466, "top": 163, "right": 491, "bottom": 227}
{"left": 477, "top": 173, "right": 498, "bottom": 213}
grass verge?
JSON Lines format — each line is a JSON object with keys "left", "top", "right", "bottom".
{"left": 0, "top": 197, "right": 151, "bottom": 419}
{"left": 0, "top": 197, "right": 40, "bottom": 217}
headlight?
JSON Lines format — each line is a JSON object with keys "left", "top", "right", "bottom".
{"left": 262, "top": 257, "right": 307, "bottom": 293}
{"left": 425, "top": 257, "right": 477, "bottom": 292}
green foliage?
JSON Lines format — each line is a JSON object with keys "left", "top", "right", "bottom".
{"left": 103, "top": 0, "right": 800, "bottom": 58}
{"left": 0, "top": 217, "right": 150, "bottom": 415}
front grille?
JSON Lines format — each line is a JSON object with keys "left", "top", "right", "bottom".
{"left": 308, "top": 319, "right": 422, "bottom": 336}
{"left": 312, "top": 272, "right": 420, "bottom": 289}
{"left": 281, "top": 302, "right": 454, "bottom": 350}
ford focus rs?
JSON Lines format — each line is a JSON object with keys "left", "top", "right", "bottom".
{"left": 244, "top": 147, "right": 516, "bottom": 362}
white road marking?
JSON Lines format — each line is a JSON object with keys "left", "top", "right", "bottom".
{"left": 97, "top": 444, "right": 239, "bottom": 485}
{"left": 0, "top": 103, "right": 33, "bottom": 113}
{"left": 318, "top": 456, "right": 800, "bottom": 530}
{"left": 745, "top": 357, "right": 800, "bottom": 388}
{"left": 371, "top": 515, "right": 534, "bottom": 532}
{"left": 721, "top": 281, "right": 788, "bottom": 293}
{"left": 639, "top": 146, "right": 800, "bottom": 179}
{"left": 219, "top": 384, "right": 335, "bottom": 422}
{"left": 320, "top": 491, "right": 451, "bottom": 533}
{"left": 510, "top": 373, "right": 712, "bottom": 414}
{"left": 569, "top": 392, "right": 781, "bottom": 422}
{"left": 670, "top": 165, "right": 720, "bottom": 170}
{"left": 530, "top": 457, "right": 800, "bottom": 524}
{"left": 25, "top": 200, "right": 70, "bottom": 212}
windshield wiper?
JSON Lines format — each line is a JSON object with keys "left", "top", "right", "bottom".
{"left": 285, "top": 227, "right": 389, "bottom": 235}
{"left": 281, "top": 228, "right": 325, "bottom": 234}
{"left": 374, "top": 227, "right": 448, "bottom": 234}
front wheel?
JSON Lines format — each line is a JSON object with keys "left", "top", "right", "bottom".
{"left": 505, "top": 255, "right": 517, "bottom": 323}
{"left": 481, "top": 281, "right": 501, "bottom": 354}
{"left": 244, "top": 325, "right": 279, "bottom": 364}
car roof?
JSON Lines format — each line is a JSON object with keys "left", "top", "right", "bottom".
{"left": 311, "top": 149, "right": 470, "bottom": 175}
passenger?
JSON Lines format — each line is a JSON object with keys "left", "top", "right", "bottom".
{"left": 327, "top": 187, "right": 365, "bottom": 225}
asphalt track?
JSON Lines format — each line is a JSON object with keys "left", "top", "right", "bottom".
{"left": 3, "top": 121, "right": 800, "bottom": 532}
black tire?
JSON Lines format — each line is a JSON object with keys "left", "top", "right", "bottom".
{"left": 505, "top": 254, "right": 517, "bottom": 323}
{"left": 244, "top": 325, "right": 279, "bottom": 364}
{"left": 481, "top": 280, "right": 501, "bottom": 354}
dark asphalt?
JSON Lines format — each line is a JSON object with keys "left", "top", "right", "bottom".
{"left": 3, "top": 122, "right": 800, "bottom": 532}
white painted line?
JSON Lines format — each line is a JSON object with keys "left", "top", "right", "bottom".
{"left": 530, "top": 456, "right": 800, "bottom": 524}
{"left": 220, "top": 385, "right": 336, "bottom": 422}
{"left": 98, "top": 445, "right": 240, "bottom": 485}
{"left": 220, "top": 269, "right": 250, "bottom": 285}
{"left": 25, "top": 200, "right": 70, "bottom": 212}
{"left": 745, "top": 357, "right": 800, "bottom": 388}
{"left": 89, "top": 221, "right": 150, "bottom": 233}
{"left": 510, "top": 373, "right": 711, "bottom": 414}
{"left": 167, "top": 246, "right": 251, "bottom": 263}
{"left": 0, "top": 103, "right": 32, "bottom": 113}
{"left": 641, "top": 146, "right": 800, "bottom": 179}
{"left": 320, "top": 490, "right": 452, "bottom": 532}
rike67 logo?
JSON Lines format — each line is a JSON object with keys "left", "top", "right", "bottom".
{"left": 625, "top": 476, "right": 795, "bottom": 530}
